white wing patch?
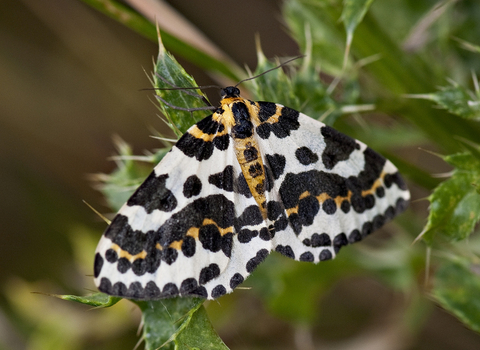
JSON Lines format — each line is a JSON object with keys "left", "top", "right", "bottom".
{"left": 94, "top": 90, "right": 410, "bottom": 300}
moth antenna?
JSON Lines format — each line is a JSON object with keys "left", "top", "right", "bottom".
{"left": 235, "top": 55, "right": 305, "bottom": 87}
{"left": 155, "top": 95, "right": 216, "bottom": 116}
{"left": 151, "top": 73, "right": 220, "bottom": 107}
{"left": 83, "top": 200, "right": 111, "bottom": 225}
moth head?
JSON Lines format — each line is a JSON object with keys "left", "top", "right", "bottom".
{"left": 220, "top": 86, "right": 241, "bottom": 99}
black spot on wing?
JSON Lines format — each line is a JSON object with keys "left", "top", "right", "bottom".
{"left": 276, "top": 245, "right": 295, "bottom": 259}
{"left": 196, "top": 114, "right": 224, "bottom": 133}
{"left": 181, "top": 236, "right": 196, "bottom": 257}
{"left": 333, "top": 233, "right": 348, "bottom": 254}
{"left": 199, "top": 263, "right": 221, "bottom": 284}
{"left": 384, "top": 171, "right": 408, "bottom": 191}
{"left": 198, "top": 224, "right": 222, "bottom": 252}
{"left": 230, "top": 273, "right": 244, "bottom": 289}
{"left": 158, "top": 194, "right": 235, "bottom": 249}
{"left": 127, "top": 173, "right": 177, "bottom": 214}
{"left": 256, "top": 106, "right": 300, "bottom": 139}
{"left": 183, "top": 175, "right": 202, "bottom": 198}
{"left": 209, "top": 165, "right": 234, "bottom": 192}
{"left": 180, "top": 278, "right": 198, "bottom": 295}
{"left": 176, "top": 133, "right": 214, "bottom": 161}
{"left": 144, "top": 281, "right": 162, "bottom": 298}
{"left": 295, "top": 146, "right": 319, "bottom": 165}
{"left": 246, "top": 249, "right": 269, "bottom": 273}
{"left": 266, "top": 154, "right": 286, "bottom": 180}
{"left": 257, "top": 101, "right": 277, "bottom": 122}
{"left": 179, "top": 278, "right": 207, "bottom": 298}
{"left": 105, "top": 249, "right": 118, "bottom": 263}
{"left": 234, "top": 205, "right": 263, "bottom": 232}
{"left": 320, "top": 125, "right": 360, "bottom": 169}
{"left": 176, "top": 115, "right": 229, "bottom": 160}
{"left": 213, "top": 134, "right": 230, "bottom": 151}
{"left": 103, "top": 215, "right": 161, "bottom": 274}
{"left": 320, "top": 250, "right": 332, "bottom": 261}
{"left": 234, "top": 173, "right": 252, "bottom": 198}
{"left": 238, "top": 228, "right": 259, "bottom": 243}
{"left": 161, "top": 283, "right": 178, "bottom": 298}
{"left": 94, "top": 253, "right": 103, "bottom": 278}
{"left": 117, "top": 258, "right": 131, "bottom": 273}
{"left": 300, "top": 252, "right": 314, "bottom": 262}
{"left": 211, "top": 285, "right": 227, "bottom": 298}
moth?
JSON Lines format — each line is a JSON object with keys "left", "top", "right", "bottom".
{"left": 93, "top": 77, "right": 410, "bottom": 300}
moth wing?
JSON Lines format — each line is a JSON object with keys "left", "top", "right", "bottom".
{"left": 94, "top": 115, "right": 271, "bottom": 300}
{"left": 254, "top": 103, "right": 410, "bottom": 263}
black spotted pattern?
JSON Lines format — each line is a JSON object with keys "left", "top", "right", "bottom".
{"left": 295, "top": 146, "right": 319, "bottom": 165}
{"left": 176, "top": 115, "right": 229, "bottom": 161}
{"left": 183, "top": 175, "right": 202, "bottom": 198}
{"left": 256, "top": 106, "right": 300, "bottom": 139}
{"left": 127, "top": 173, "right": 177, "bottom": 214}
{"left": 234, "top": 205, "right": 263, "bottom": 232}
{"left": 257, "top": 101, "right": 277, "bottom": 122}
{"left": 276, "top": 245, "right": 295, "bottom": 259}
{"left": 279, "top": 147, "right": 391, "bottom": 235}
{"left": 211, "top": 285, "right": 227, "bottom": 298}
{"left": 234, "top": 172, "right": 252, "bottom": 198}
{"left": 96, "top": 193, "right": 408, "bottom": 300}
{"left": 94, "top": 253, "right": 103, "bottom": 278}
{"left": 199, "top": 263, "right": 221, "bottom": 284}
{"left": 266, "top": 154, "right": 286, "bottom": 180}
{"left": 320, "top": 125, "right": 360, "bottom": 169}
{"left": 209, "top": 166, "right": 234, "bottom": 192}
{"left": 300, "top": 252, "right": 314, "bottom": 262}
{"left": 230, "top": 273, "right": 244, "bottom": 289}
{"left": 246, "top": 249, "right": 269, "bottom": 273}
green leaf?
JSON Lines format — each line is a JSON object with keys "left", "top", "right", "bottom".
{"left": 422, "top": 151, "right": 480, "bottom": 244}
{"left": 154, "top": 38, "right": 212, "bottom": 136}
{"left": 133, "top": 298, "right": 228, "bottom": 350}
{"left": 56, "top": 293, "right": 121, "bottom": 308}
{"left": 409, "top": 83, "right": 480, "bottom": 120}
{"left": 97, "top": 138, "right": 158, "bottom": 212}
{"left": 433, "top": 258, "right": 480, "bottom": 333}
{"left": 341, "top": 0, "right": 375, "bottom": 48}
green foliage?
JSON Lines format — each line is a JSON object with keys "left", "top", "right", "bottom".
{"left": 154, "top": 39, "right": 211, "bottom": 136}
{"left": 423, "top": 149, "right": 480, "bottom": 244}
{"left": 411, "top": 82, "right": 480, "bottom": 120}
{"left": 134, "top": 298, "right": 228, "bottom": 350}
{"left": 58, "top": 293, "right": 121, "bottom": 308}
{"left": 433, "top": 257, "right": 480, "bottom": 333}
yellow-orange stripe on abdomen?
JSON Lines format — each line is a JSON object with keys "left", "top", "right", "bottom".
{"left": 214, "top": 97, "right": 268, "bottom": 218}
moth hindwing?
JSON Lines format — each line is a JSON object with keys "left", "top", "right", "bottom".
{"left": 93, "top": 86, "right": 410, "bottom": 300}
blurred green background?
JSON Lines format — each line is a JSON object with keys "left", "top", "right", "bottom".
{"left": 2, "top": 0, "right": 480, "bottom": 349}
